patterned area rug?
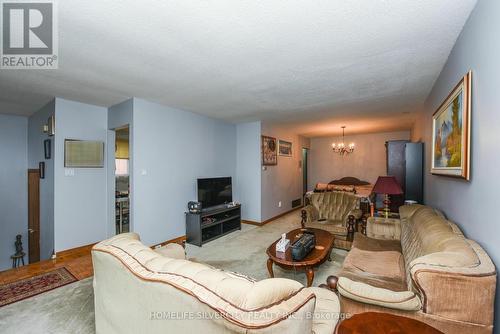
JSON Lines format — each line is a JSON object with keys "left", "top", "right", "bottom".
{"left": 0, "top": 268, "right": 77, "bottom": 307}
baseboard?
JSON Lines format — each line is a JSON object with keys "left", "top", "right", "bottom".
{"left": 55, "top": 242, "right": 96, "bottom": 258}
{"left": 262, "top": 207, "right": 303, "bottom": 224}
{"left": 242, "top": 207, "right": 303, "bottom": 226}
{"left": 241, "top": 220, "right": 261, "bottom": 226}
{"left": 151, "top": 235, "right": 186, "bottom": 249}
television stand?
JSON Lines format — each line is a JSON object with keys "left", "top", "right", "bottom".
{"left": 186, "top": 204, "right": 241, "bottom": 246}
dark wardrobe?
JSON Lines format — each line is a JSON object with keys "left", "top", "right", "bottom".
{"left": 386, "top": 140, "right": 423, "bottom": 211}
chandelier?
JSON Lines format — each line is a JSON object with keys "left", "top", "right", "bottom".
{"left": 331, "top": 126, "right": 355, "bottom": 155}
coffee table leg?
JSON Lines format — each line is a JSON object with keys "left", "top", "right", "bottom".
{"left": 267, "top": 258, "right": 274, "bottom": 278}
{"left": 306, "top": 267, "right": 314, "bottom": 287}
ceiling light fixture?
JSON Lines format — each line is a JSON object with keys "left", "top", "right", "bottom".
{"left": 331, "top": 126, "right": 355, "bottom": 155}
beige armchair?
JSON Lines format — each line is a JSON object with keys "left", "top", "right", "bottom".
{"left": 301, "top": 191, "right": 362, "bottom": 250}
{"left": 92, "top": 233, "right": 341, "bottom": 334}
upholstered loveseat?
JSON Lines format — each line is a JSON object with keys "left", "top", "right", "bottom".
{"left": 327, "top": 204, "right": 496, "bottom": 334}
{"left": 301, "top": 191, "right": 362, "bottom": 250}
{"left": 92, "top": 233, "right": 341, "bottom": 334}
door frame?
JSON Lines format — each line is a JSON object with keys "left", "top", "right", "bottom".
{"left": 302, "top": 147, "right": 309, "bottom": 196}
{"left": 108, "top": 124, "right": 132, "bottom": 237}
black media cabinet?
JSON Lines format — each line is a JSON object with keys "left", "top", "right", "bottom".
{"left": 186, "top": 204, "right": 241, "bottom": 246}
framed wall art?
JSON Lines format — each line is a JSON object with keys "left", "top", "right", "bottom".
{"left": 261, "top": 135, "right": 277, "bottom": 165}
{"left": 431, "top": 71, "right": 471, "bottom": 180}
{"left": 39, "top": 162, "right": 45, "bottom": 179}
{"left": 278, "top": 140, "right": 292, "bottom": 157}
{"left": 44, "top": 139, "right": 51, "bottom": 159}
{"left": 64, "top": 139, "right": 105, "bottom": 168}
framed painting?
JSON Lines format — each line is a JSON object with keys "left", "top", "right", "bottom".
{"left": 431, "top": 71, "right": 471, "bottom": 180}
{"left": 44, "top": 139, "right": 51, "bottom": 159}
{"left": 261, "top": 135, "right": 277, "bottom": 165}
{"left": 278, "top": 140, "right": 292, "bottom": 157}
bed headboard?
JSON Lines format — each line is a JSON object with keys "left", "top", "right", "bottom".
{"left": 328, "top": 177, "right": 370, "bottom": 186}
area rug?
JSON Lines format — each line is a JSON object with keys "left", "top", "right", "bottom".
{"left": 0, "top": 267, "right": 77, "bottom": 307}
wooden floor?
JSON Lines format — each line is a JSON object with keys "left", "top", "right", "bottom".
{"left": 0, "top": 244, "right": 94, "bottom": 285}
{"left": 0, "top": 236, "right": 187, "bottom": 285}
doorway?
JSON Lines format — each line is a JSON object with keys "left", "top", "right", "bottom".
{"left": 27, "top": 169, "right": 40, "bottom": 263}
{"left": 115, "top": 126, "right": 130, "bottom": 234}
{"left": 302, "top": 148, "right": 309, "bottom": 196}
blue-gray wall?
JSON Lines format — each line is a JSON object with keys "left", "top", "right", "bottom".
{"left": 132, "top": 98, "right": 236, "bottom": 245}
{"left": 54, "top": 98, "right": 108, "bottom": 251}
{"left": 235, "top": 122, "right": 262, "bottom": 222}
{"left": 421, "top": 0, "right": 499, "bottom": 330}
{"left": 0, "top": 114, "right": 27, "bottom": 270}
{"left": 108, "top": 99, "right": 133, "bottom": 130}
{"left": 28, "top": 100, "right": 55, "bottom": 261}
{"left": 261, "top": 123, "right": 310, "bottom": 221}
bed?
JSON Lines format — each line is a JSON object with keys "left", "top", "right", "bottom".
{"left": 306, "top": 177, "right": 375, "bottom": 213}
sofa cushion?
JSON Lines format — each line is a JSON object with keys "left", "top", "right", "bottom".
{"left": 154, "top": 243, "right": 186, "bottom": 259}
{"left": 352, "top": 232, "right": 402, "bottom": 253}
{"left": 344, "top": 249, "right": 404, "bottom": 282}
{"left": 400, "top": 207, "right": 479, "bottom": 290}
{"left": 349, "top": 234, "right": 403, "bottom": 279}
{"left": 337, "top": 277, "right": 421, "bottom": 311}
{"left": 242, "top": 278, "right": 304, "bottom": 309}
{"left": 305, "top": 220, "right": 347, "bottom": 236}
{"left": 446, "top": 220, "right": 465, "bottom": 236}
{"left": 341, "top": 235, "right": 406, "bottom": 291}
{"left": 399, "top": 204, "right": 445, "bottom": 220}
{"left": 366, "top": 217, "right": 401, "bottom": 240}
{"left": 336, "top": 232, "right": 418, "bottom": 311}
{"left": 306, "top": 287, "right": 341, "bottom": 334}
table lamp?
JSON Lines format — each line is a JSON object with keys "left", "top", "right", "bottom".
{"left": 373, "top": 176, "right": 403, "bottom": 219}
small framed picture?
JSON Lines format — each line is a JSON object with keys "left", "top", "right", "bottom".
{"left": 39, "top": 162, "right": 45, "bottom": 179}
{"left": 278, "top": 140, "right": 292, "bottom": 157}
{"left": 44, "top": 139, "right": 51, "bottom": 159}
{"left": 47, "top": 115, "right": 55, "bottom": 136}
{"left": 261, "top": 135, "right": 277, "bottom": 165}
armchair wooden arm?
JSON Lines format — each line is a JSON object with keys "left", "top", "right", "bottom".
{"left": 347, "top": 215, "right": 356, "bottom": 241}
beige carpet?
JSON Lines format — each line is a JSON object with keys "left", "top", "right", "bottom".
{"left": 187, "top": 209, "right": 346, "bottom": 287}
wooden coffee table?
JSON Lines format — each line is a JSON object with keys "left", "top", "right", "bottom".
{"left": 337, "top": 312, "right": 444, "bottom": 334}
{"left": 266, "top": 228, "right": 334, "bottom": 287}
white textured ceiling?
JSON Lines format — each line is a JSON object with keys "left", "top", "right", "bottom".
{"left": 0, "top": 0, "right": 477, "bottom": 136}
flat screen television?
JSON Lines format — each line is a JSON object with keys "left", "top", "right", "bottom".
{"left": 197, "top": 177, "right": 232, "bottom": 209}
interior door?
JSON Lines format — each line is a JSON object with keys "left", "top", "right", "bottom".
{"left": 302, "top": 148, "right": 309, "bottom": 195}
{"left": 28, "top": 169, "right": 40, "bottom": 263}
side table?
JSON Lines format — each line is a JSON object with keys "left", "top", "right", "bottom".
{"left": 337, "top": 312, "right": 443, "bottom": 334}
